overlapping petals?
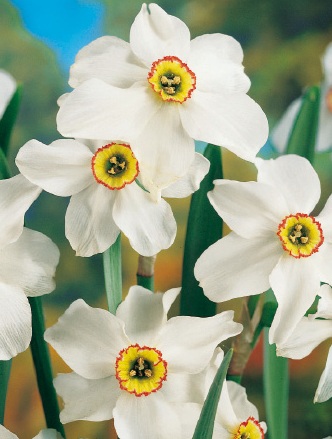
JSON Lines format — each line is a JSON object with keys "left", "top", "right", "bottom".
{"left": 57, "top": 2, "right": 268, "bottom": 194}
{"left": 195, "top": 154, "right": 332, "bottom": 344}
{"left": 45, "top": 286, "right": 242, "bottom": 438}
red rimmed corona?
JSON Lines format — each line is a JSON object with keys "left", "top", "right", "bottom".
{"left": 277, "top": 213, "right": 324, "bottom": 258}
{"left": 91, "top": 143, "right": 139, "bottom": 190}
{"left": 233, "top": 416, "right": 265, "bottom": 439}
{"left": 115, "top": 344, "right": 167, "bottom": 397}
{"left": 147, "top": 56, "right": 196, "bottom": 103}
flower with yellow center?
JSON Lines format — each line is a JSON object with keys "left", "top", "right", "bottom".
{"left": 195, "top": 154, "right": 332, "bottom": 345}
{"left": 44, "top": 286, "right": 243, "bottom": 439}
{"left": 234, "top": 417, "right": 264, "bottom": 439}
{"left": 57, "top": 3, "right": 268, "bottom": 194}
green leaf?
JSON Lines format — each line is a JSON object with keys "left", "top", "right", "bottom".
{"left": 285, "top": 84, "right": 320, "bottom": 163}
{"left": 0, "top": 84, "right": 23, "bottom": 156}
{"left": 0, "top": 148, "right": 11, "bottom": 180}
{"left": 180, "top": 144, "right": 223, "bottom": 317}
{"left": 192, "top": 349, "right": 233, "bottom": 439}
{"left": 103, "top": 234, "right": 122, "bottom": 314}
{"left": 0, "top": 359, "right": 11, "bottom": 424}
{"left": 29, "top": 297, "right": 66, "bottom": 437}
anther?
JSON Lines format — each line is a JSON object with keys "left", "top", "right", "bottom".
{"left": 301, "top": 237, "right": 309, "bottom": 243}
{"left": 144, "top": 369, "right": 152, "bottom": 377}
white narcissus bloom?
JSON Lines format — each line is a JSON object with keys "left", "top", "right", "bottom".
{"left": 272, "top": 42, "right": 332, "bottom": 153}
{"left": 195, "top": 154, "right": 332, "bottom": 345}
{"left": 16, "top": 138, "right": 209, "bottom": 257}
{"left": 276, "top": 284, "right": 332, "bottom": 404}
{"left": 44, "top": 286, "right": 242, "bottom": 439}
{"left": 0, "top": 426, "right": 63, "bottom": 439}
{"left": 0, "top": 69, "right": 16, "bottom": 120}
{"left": 0, "top": 227, "right": 59, "bottom": 360}
{"left": 56, "top": 3, "right": 268, "bottom": 192}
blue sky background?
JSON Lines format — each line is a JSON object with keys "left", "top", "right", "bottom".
{"left": 9, "top": 0, "right": 105, "bottom": 72}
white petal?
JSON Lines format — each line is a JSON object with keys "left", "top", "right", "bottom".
{"left": 269, "top": 255, "right": 321, "bottom": 345}
{"left": 69, "top": 36, "right": 147, "bottom": 88}
{"left": 270, "top": 98, "right": 302, "bottom": 153}
{"left": 161, "top": 153, "right": 210, "bottom": 198}
{"left": 130, "top": 3, "right": 190, "bottom": 66}
{"left": 316, "top": 86, "right": 332, "bottom": 152}
{"left": 316, "top": 194, "right": 332, "bottom": 242}
{"left": 314, "top": 345, "right": 332, "bottom": 403}
{"left": 65, "top": 183, "right": 120, "bottom": 257}
{"left": 0, "top": 228, "right": 59, "bottom": 296}
{"left": 0, "top": 69, "right": 16, "bottom": 119}
{"left": 0, "top": 282, "right": 31, "bottom": 360}
{"left": 180, "top": 90, "right": 268, "bottom": 162}
{"left": 134, "top": 104, "right": 196, "bottom": 198}
{"left": 113, "top": 183, "right": 176, "bottom": 256}
{"left": 312, "top": 243, "right": 332, "bottom": 286}
{"left": 44, "top": 299, "right": 129, "bottom": 379}
{"left": 256, "top": 155, "right": 321, "bottom": 213}
{"left": 57, "top": 78, "right": 160, "bottom": 140}
{"left": 0, "top": 425, "right": 18, "bottom": 439}
{"left": 16, "top": 139, "right": 93, "bottom": 196}
{"left": 114, "top": 391, "right": 182, "bottom": 439}
{"left": 54, "top": 372, "right": 119, "bottom": 423}
{"left": 33, "top": 430, "right": 63, "bottom": 439}
{"left": 157, "top": 310, "right": 242, "bottom": 374}
{"left": 208, "top": 180, "right": 288, "bottom": 238}
{"left": 194, "top": 233, "right": 281, "bottom": 302}
{"left": 116, "top": 286, "right": 180, "bottom": 345}
{"left": 313, "top": 284, "right": 332, "bottom": 319}
{"left": 322, "top": 42, "right": 332, "bottom": 84}
{"left": 276, "top": 318, "right": 332, "bottom": 359}
{"left": 189, "top": 34, "right": 250, "bottom": 94}
{"left": 0, "top": 174, "right": 42, "bottom": 248}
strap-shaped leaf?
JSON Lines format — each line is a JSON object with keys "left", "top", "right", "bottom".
{"left": 180, "top": 144, "right": 222, "bottom": 317}
{"left": 192, "top": 349, "right": 233, "bottom": 439}
{"left": 0, "top": 84, "right": 23, "bottom": 156}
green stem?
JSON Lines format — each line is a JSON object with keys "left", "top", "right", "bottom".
{"left": 136, "top": 255, "right": 155, "bottom": 291}
{"left": 0, "top": 360, "right": 11, "bottom": 424}
{"left": 29, "top": 297, "right": 66, "bottom": 437}
{"left": 263, "top": 328, "right": 289, "bottom": 439}
{"left": 103, "top": 235, "right": 122, "bottom": 314}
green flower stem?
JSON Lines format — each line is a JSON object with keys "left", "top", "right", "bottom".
{"left": 264, "top": 327, "right": 289, "bottom": 439}
{"left": 0, "top": 360, "right": 11, "bottom": 424}
{"left": 29, "top": 297, "right": 66, "bottom": 437}
{"left": 103, "top": 234, "right": 122, "bottom": 314}
{"left": 0, "top": 84, "right": 22, "bottom": 156}
{"left": 180, "top": 144, "right": 223, "bottom": 317}
{"left": 136, "top": 255, "right": 156, "bottom": 291}
{"left": 192, "top": 349, "right": 233, "bottom": 439}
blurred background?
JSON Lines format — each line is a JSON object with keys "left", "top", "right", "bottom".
{"left": 1, "top": 0, "right": 332, "bottom": 437}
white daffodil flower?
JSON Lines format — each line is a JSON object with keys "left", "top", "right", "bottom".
{"left": 56, "top": 3, "right": 268, "bottom": 191}
{"left": 0, "top": 69, "right": 16, "bottom": 120}
{"left": 44, "top": 286, "right": 242, "bottom": 439}
{"left": 174, "top": 349, "right": 266, "bottom": 439}
{"left": 16, "top": 138, "right": 209, "bottom": 257}
{"left": 195, "top": 154, "right": 332, "bottom": 345}
{"left": 272, "top": 42, "right": 332, "bottom": 153}
{"left": 276, "top": 284, "right": 332, "bottom": 404}
{"left": 0, "top": 227, "right": 59, "bottom": 360}
{"left": 0, "top": 426, "right": 63, "bottom": 439}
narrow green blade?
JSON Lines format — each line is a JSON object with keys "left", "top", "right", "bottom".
{"left": 103, "top": 234, "right": 122, "bottom": 314}
{"left": 192, "top": 349, "right": 233, "bottom": 439}
{"left": 0, "top": 84, "right": 23, "bottom": 156}
{"left": 180, "top": 144, "right": 223, "bottom": 317}
{"left": 0, "top": 360, "right": 11, "bottom": 424}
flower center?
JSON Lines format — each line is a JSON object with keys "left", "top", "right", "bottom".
{"left": 326, "top": 87, "right": 332, "bottom": 113}
{"left": 277, "top": 213, "right": 324, "bottom": 258}
{"left": 147, "top": 55, "right": 196, "bottom": 103}
{"left": 234, "top": 417, "right": 264, "bottom": 439}
{"left": 115, "top": 344, "right": 167, "bottom": 397}
{"left": 91, "top": 143, "right": 139, "bottom": 190}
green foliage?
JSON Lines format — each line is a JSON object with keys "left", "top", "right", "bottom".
{"left": 0, "top": 83, "right": 22, "bottom": 156}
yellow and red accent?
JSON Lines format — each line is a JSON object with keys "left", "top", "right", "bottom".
{"left": 91, "top": 143, "right": 139, "bottom": 190}
{"left": 147, "top": 55, "right": 196, "bottom": 103}
{"left": 115, "top": 344, "right": 167, "bottom": 397}
{"left": 277, "top": 213, "right": 324, "bottom": 258}
{"left": 234, "top": 417, "right": 264, "bottom": 439}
